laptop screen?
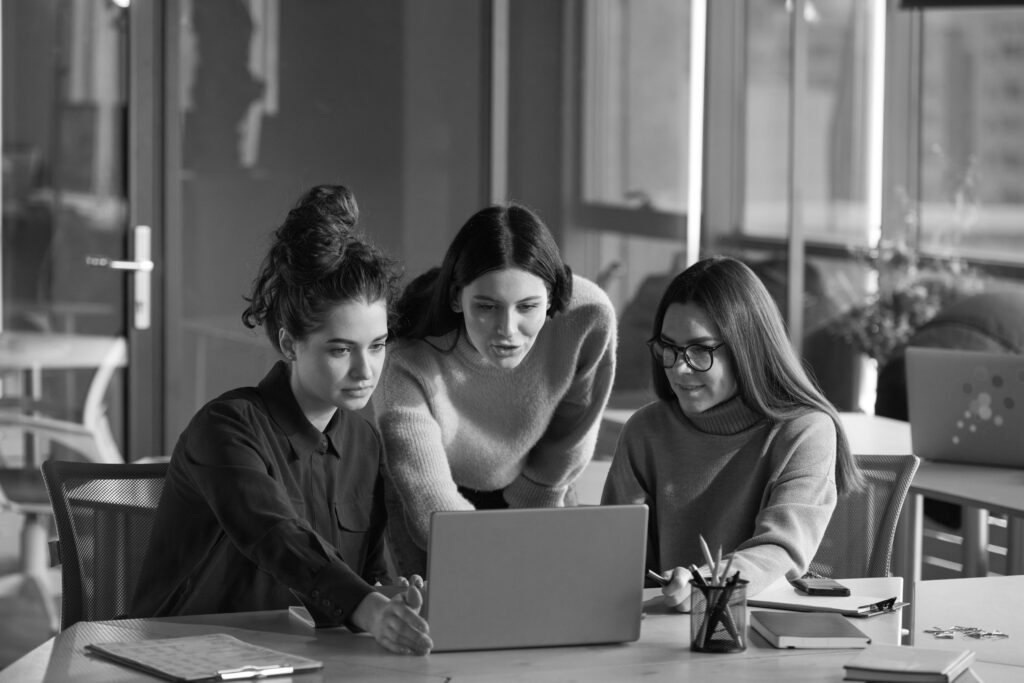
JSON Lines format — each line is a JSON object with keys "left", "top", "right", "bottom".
{"left": 905, "top": 347, "right": 1024, "bottom": 467}
{"left": 424, "top": 504, "right": 648, "bottom": 652}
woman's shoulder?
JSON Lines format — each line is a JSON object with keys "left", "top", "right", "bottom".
{"left": 199, "top": 385, "right": 275, "bottom": 422}
{"left": 553, "top": 275, "right": 616, "bottom": 337}
{"left": 568, "top": 275, "right": 615, "bottom": 315}
{"left": 176, "top": 386, "right": 271, "bottom": 446}
{"left": 375, "top": 336, "right": 453, "bottom": 402}
{"left": 773, "top": 407, "right": 837, "bottom": 441}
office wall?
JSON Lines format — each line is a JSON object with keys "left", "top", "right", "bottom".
{"left": 166, "top": 0, "right": 490, "bottom": 439}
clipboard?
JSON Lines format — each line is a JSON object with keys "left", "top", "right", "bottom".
{"left": 748, "top": 585, "right": 909, "bottom": 618}
{"left": 85, "top": 633, "right": 323, "bottom": 681}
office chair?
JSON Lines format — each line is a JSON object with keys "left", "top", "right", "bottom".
{"left": 807, "top": 454, "right": 919, "bottom": 578}
{"left": 40, "top": 459, "right": 168, "bottom": 630}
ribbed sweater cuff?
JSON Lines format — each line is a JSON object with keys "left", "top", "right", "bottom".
{"left": 503, "top": 474, "right": 566, "bottom": 508}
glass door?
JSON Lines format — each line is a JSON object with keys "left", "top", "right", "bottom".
{"left": 1, "top": 0, "right": 161, "bottom": 461}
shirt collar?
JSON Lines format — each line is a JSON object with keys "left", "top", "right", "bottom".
{"left": 258, "top": 360, "right": 341, "bottom": 460}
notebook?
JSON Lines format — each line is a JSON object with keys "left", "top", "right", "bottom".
{"left": 843, "top": 643, "right": 976, "bottom": 683}
{"left": 747, "top": 578, "right": 907, "bottom": 618}
{"left": 85, "top": 633, "right": 323, "bottom": 682}
{"left": 423, "top": 504, "right": 648, "bottom": 652}
{"left": 905, "top": 347, "right": 1024, "bottom": 467}
{"left": 750, "top": 610, "right": 870, "bottom": 649}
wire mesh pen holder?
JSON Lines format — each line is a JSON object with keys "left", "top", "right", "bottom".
{"left": 689, "top": 579, "right": 748, "bottom": 653}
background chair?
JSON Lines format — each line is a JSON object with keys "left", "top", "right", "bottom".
{"left": 0, "top": 334, "right": 127, "bottom": 465}
{"left": 0, "top": 467, "right": 59, "bottom": 633}
{"left": 808, "top": 454, "right": 920, "bottom": 578}
{"left": 40, "top": 459, "right": 167, "bottom": 630}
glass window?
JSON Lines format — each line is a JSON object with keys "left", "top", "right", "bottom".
{"left": 742, "top": 0, "right": 880, "bottom": 247}
{"left": 581, "top": 0, "right": 690, "bottom": 215}
{"left": 559, "top": 0, "right": 696, "bottom": 412}
{"left": 917, "top": 6, "right": 1024, "bottom": 263}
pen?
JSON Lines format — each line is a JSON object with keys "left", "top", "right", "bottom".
{"left": 217, "top": 664, "right": 295, "bottom": 680}
{"left": 687, "top": 564, "right": 707, "bottom": 587}
{"left": 646, "top": 569, "right": 669, "bottom": 587}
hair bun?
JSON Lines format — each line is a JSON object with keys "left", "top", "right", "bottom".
{"left": 294, "top": 184, "right": 359, "bottom": 229}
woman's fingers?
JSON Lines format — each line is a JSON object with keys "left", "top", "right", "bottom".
{"left": 384, "top": 591, "right": 432, "bottom": 655}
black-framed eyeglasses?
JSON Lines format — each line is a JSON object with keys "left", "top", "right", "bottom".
{"left": 646, "top": 338, "right": 726, "bottom": 372}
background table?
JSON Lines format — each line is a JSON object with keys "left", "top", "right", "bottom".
{"left": 898, "top": 462, "right": 1024, "bottom": 582}
{"left": 912, "top": 575, "right": 1024, "bottom": 683}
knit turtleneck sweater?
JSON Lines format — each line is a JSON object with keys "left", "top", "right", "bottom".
{"left": 374, "top": 275, "right": 617, "bottom": 548}
{"left": 601, "top": 394, "right": 838, "bottom": 597}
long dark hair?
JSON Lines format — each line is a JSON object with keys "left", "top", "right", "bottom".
{"left": 393, "top": 202, "right": 573, "bottom": 342}
{"left": 650, "top": 256, "right": 863, "bottom": 494}
{"left": 242, "top": 184, "right": 400, "bottom": 352}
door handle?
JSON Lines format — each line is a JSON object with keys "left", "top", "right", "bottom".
{"left": 85, "top": 225, "right": 153, "bottom": 330}
{"left": 84, "top": 257, "right": 154, "bottom": 271}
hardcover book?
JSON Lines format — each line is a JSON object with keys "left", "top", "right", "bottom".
{"left": 843, "top": 643, "right": 976, "bottom": 683}
{"left": 750, "top": 610, "right": 871, "bottom": 649}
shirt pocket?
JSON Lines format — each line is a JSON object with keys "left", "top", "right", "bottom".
{"left": 332, "top": 499, "right": 371, "bottom": 567}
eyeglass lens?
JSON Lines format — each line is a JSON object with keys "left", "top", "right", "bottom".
{"left": 652, "top": 340, "right": 717, "bottom": 371}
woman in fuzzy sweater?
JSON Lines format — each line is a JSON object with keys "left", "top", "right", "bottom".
{"left": 602, "top": 256, "right": 863, "bottom": 610}
{"left": 373, "top": 203, "right": 617, "bottom": 576}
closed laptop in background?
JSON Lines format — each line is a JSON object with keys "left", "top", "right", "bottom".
{"left": 905, "top": 347, "right": 1024, "bottom": 466}
{"left": 424, "top": 504, "right": 648, "bottom": 652}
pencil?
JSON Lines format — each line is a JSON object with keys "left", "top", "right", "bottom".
{"left": 698, "top": 535, "right": 716, "bottom": 583}
{"left": 720, "top": 555, "right": 734, "bottom": 585}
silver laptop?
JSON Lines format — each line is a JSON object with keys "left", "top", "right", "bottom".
{"left": 905, "top": 347, "right": 1024, "bottom": 467}
{"left": 424, "top": 504, "right": 648, "bottom": 652}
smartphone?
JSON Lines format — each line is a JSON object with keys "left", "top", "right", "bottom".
{"left": 790, "top": 577, "right": 850, "bottom": 596}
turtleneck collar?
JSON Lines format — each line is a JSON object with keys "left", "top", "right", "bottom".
{"left": 675, "top": 393, "right": 764, "bottom": 436}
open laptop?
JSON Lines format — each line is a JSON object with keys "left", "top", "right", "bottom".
{"left": 423, "top": 504, "right": 648, "bottom": 652}
{"left": 905, "top": 347, "right": 1024, "bottom": 467}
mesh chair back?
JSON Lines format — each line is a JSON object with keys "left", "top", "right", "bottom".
{"left": 808, "top": 454, "right": 919, "bottom": 578}
{"left": 41, "top": 459, "right": 168, "bottom": 630}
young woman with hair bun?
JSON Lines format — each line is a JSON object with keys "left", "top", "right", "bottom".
{"left": 132, "top": 184, "right": 432, "bottom": 655}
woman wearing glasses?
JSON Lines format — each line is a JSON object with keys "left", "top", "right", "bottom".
{"left": 602, "top": 255, "right": 862, "bottom": 610}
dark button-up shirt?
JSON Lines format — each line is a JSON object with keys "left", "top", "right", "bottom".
{"left": 131, "top": 361, "right": 388, "bottom": 626}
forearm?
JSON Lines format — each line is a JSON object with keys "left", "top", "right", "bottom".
{"left": 510, "top": 356, "right": 614, "bottom": 506}
{"left": 728, "top": 479, "right": 837, "bottom": 595}
{"left": 381, "top": 413, "right": 480, "bottom": 542}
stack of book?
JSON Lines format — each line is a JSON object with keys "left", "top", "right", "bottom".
{"left": 843, "top": 644, "right": 979, "bottom": 683}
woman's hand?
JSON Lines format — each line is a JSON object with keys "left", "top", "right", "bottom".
{"left": 353, "top": 583, "right": 433, "bottom": 655}
{"left": 660, "top": 567, "right": 692, "bottom": 613}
